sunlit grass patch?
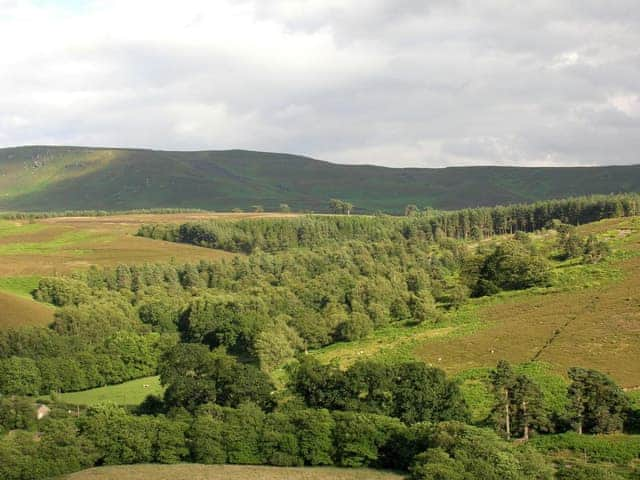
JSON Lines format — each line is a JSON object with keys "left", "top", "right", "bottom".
{"left": 0, "top": 275, "right": 41, "bottom": 298}
{"left": 46, "top": 376, "right": 163, "bottom": 407}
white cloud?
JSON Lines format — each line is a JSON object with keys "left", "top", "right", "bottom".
{"left": 0, "top": 0, "right": 639, "bottom": 166}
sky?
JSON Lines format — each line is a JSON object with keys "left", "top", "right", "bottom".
{"left": 0, "top": 0, "right": 639, "bottom": 167}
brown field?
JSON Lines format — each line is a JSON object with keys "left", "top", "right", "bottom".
{"left": 64, "top": 464, "right": 405, "bottom": 480}
{"left": 415, "top": 218, "right": 640, "bottom": 387}
{"left": 0, "top": 212, "right": 296, "bottom": 329}
{"left": 0, "top": 212, "right": 299, "bottom": 277}
{"left": 0, "top": 290, "right": 54, "bottom": 328}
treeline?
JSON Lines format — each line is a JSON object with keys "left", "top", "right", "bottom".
{"left": 421, "top": 193, "right": 640, "bottom": 239}
{"left": 2, "top": 352, "right": 637, "bottom": 480}
{"left": 137, "top": 193, "right": 640, "bottom": 253}
{"left": 137, "top": 215, "right": 405, "bottom": 253}
{"left": 0, "top": 406, "right": 554, "bottom": 480}
{"left": 0, "top": 328, "right": 171, "bottom": 395}
{"left": 0, "top": 345, "right": 556, "bottom": 480}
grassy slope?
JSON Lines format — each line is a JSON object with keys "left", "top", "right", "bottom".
{"left": 314, "top": 217, "right": 640, "bottom": 391}
{"left": 64, "top": 465, "right": 405, "bottom": 480}
{"left": 3, "top": 146, "right": 640, "bottom": 213}
{"left": 47, "top": 376, "right": 163, "bottom": 407}
{"left": 0, "top": 215, "right": 238, "bottom": 278}
{"left": 0, "top": 214, "right": 249, "bottom": 330}
{"left": 0, "top": 290, "right": 54, "bottom": 328}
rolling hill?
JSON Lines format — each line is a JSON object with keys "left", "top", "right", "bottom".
{"left": 1, "top": 146, "right": 640, "bottom": 213}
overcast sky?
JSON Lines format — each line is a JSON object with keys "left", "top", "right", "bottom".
{"left": 1, "top": 0, "right": 639, "bottom": 167}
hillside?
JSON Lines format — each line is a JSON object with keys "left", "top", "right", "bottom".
{"left": 2, "top": 146, "right": 640, "bottom": 213}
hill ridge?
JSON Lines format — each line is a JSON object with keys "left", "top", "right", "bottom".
{"left": 2, "top": 145, "right": 640, "bottom": 213}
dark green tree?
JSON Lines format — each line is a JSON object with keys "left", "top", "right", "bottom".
{"left": 567, "top": 367, "right": 629, "bottom": 434}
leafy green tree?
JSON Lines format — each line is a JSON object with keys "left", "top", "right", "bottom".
{"left": 556, "top": 224, "right": 584, "bottom": 259}
{"left": 159, "top": 343, "right": 218, "bottom": 411}
{"left": 289, "top": 356, "right": 346, "bottom": 410}
{"left": 390, "top": 362, "right": 469, "bottom": 424}
{"left": 253, "top": 316, "right": 303, "bottom": 372}
{"left": 37, "top": 418, "right": 98, "bottom": 477}
{"left": 222, "top": 402, "right": 265, "bottom": 464}
{"left": 78, "top": 404, "right": 154, "bottom": 465}
{"left": 410, "top": 448, "right": 465, "bottom": 480}
{"left": 160, "top": 344, "right": 274, "bottom": 412}
{"left": 289, "top": 407, "right": 335, "bottom": 466}
{"left": 152, "top": 415, "right": 188, "bottom": 463}
{"left": 261, "top": 411, "right": 302, "bottom": 466}
{"left": 138, "top": 298, "right": 182, "bottom": 332}
{"left": 491, "top": 361, "right": 549, "bottom": 440}
{"left": 491, "top": 360, "right": 517, "bottom": 439}
{"left": 0, "top": 396, "right": 37, "bottom": 431}
{"left": 188, "top": 412, "right": 226, "bottom": 464}
{"left": 405, "top": 204, "right": 419, "bottom": 216}
{"left": 37, "top": 357, "right": 88, "bottom": 393}
{"left": 343, "top": 361, "right": 394, "bottom": 415}
{"left": 473, "top": 240, "right": 550, "bottom": 296}
{"left": 335, "top": 313, "right": 374, "bottom": 341}
{"left": 332, "top": 411, "right": 405, "bottom": 467}
{"left": 409, "top": 422, "right": 553, "bottom": 480}
{"left": 51, "top": 298, "right": 140, "bottom": 342}
{"left": 583, "top": 234, "right": 611, "bottom": 264}
{"left": 34, "top": 277, "right": 91, "bottom": 306}
{"left": 0, "top": 356, "right": 41, "bottom": 395}
{"left": 329, "top": 199, "right": 353, "bottom": 215}
{"left": 568, "top": 367, "right": 629, "bottom": 434}
{"left": 511, "top": 374, "right": 549, "bottom": 440}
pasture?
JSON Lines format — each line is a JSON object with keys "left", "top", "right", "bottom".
{"left": 0, "top": 212, "right": 288, "bottom": 329}
{"left": 0, "top": 289, "right": 54, "bottom": 329}
{"left": 64, "top": 464, "right": 406, "bottom": 480}
{"left": 414, "top": 218, "right": 640, "bottom": 387}
{"left": 49, "top": 376, "right": 163, "bottom": 407}
{"left": 0, "top": 213, "right": 289, "bottom": 277}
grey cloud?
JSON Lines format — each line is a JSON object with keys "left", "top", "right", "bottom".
{"left": 0, "top": 0, "right": 639, "bottom": 167}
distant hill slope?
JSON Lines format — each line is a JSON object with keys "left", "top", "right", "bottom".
{"left": 1, "top": 146, "right": 639, "bottom": 213}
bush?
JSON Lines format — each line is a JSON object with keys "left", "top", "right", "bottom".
{"left": 530, "top": 433, "right": 640, "bottom": 465}
{"left": 336, "top": 313, "right": 374, "bottom": 341}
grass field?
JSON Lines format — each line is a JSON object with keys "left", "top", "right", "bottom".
{"left": 64, "top": 464, "right": 406, "bottom": 480}
{"left": 314, "top": 217, "right": 640, "bottom": 388}
{"left": 414, "top": 217, "right": 640, "bottom": 387}
{"left": 0, "top": 214, "right": 266, "bottom": 277}
{"left": 0, "top": 213, "right": 271, "bottom": 329}
{"left": 0, "top": 289, "right": 54, "bottom": 328}
{"left": 0, "top": 212, "right": 300, "bottom": 276}
{"left": 47, "top": 376, "right": 163, "bottom": 407}
{"left": 0, "top": 275, "right": 41, "bottom": 297}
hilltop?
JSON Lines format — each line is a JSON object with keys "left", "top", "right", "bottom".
{"left": 2, "top": 146, "right": 640, "bottom": 213}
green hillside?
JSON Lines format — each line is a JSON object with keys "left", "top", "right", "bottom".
{"left": 2, "top": 146, "right": 640, "bottom": 213}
